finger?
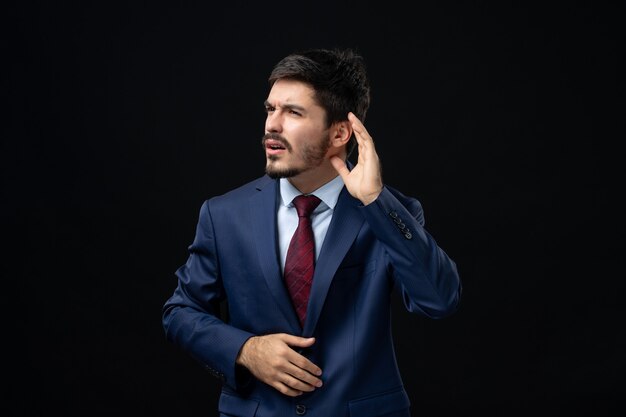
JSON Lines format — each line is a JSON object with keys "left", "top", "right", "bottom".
{"left": 348, "top": 115, "right": 375, "bottom": 155}
{"left": 330, "top": 156, "right": 351, "bottom": 179}
{"left": 279, "top": 334, "right": 322, "bottom": 375}
{"left": 281, "top": 372, "right": 319, "bottom": 392}
{"left": 347, "top": 111, "right": 363, "bottom": 127}
{"left": 286, "top": 363, "right": 323, "bottom": 388}
{"left": 348, "top": 112, "right": 372, "bottom": 140}
{"left": 287, "top": 350, "right": 323, "bottom": 377}
{"left": 273, "top": 381, "right": 303, "bottom": 397}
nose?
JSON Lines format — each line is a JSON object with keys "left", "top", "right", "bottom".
{"left": 265, "top": 110, "right": 282, "bottom": 133}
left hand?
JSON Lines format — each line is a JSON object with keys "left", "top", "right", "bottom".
{"left": 330, "top": 112, "right": 383, "bottom": 205}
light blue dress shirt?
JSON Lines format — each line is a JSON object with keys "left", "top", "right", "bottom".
{"left": 277, "top": 175, "right": 345, "bottom": 271}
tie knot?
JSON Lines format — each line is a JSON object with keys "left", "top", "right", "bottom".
{"left": 292, "top": 194, "right": 321, "bottom": 218}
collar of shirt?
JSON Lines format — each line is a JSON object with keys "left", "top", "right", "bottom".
{"left": 279, "top": 174, "right": 344, "bottom": 212}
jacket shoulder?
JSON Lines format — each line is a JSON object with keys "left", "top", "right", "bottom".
{"left": 207, "top": 175, "right": 275, "bottom": 206}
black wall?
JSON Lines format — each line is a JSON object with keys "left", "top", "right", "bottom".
{"left": 4, "top": 2, "right": 624, "bottom": 416}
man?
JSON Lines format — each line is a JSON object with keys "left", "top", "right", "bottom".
{"left": 162, "top": 48, "right": 461, "bottom": 417}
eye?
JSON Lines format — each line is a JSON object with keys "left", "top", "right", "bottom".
{"left": 264, "top": 104, "right": 275, "bottom": 113}
{"left": 289, "top": 109, "right": 302, "bottom": 116}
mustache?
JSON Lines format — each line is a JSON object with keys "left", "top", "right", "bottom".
{"left": 262, "top": 133, "right": 292, "bottom": 151}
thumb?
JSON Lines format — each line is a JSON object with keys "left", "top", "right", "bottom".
{"left": 280, "top": 334, "right": 316, "bottom": 348}
{"left": 330, "top": 156, "right": 350, "bottom": 180}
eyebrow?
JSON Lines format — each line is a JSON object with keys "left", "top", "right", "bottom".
{"left": 264, "top": 100, "right": 307, "bottom": 113}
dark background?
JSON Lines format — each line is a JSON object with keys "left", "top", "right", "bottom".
{"left": 4, "top": 2, "right": 624, "bottom": 416}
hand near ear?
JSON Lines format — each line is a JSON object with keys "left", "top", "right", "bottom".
{"left": 330, "top": 112, "right": 383, "bottom": 205}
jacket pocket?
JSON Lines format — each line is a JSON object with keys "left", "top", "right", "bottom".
{"left": 348, "top": 387, "right": 410, "bottom": 417}
{"left": 218, "top": 392, "right": 259, "bottom": 417}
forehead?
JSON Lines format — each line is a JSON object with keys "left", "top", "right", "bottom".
{"left": 267, "top": 79, "right": 317, "bottom": 107}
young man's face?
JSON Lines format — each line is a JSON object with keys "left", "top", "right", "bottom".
{"left": 262, "top": 79, "right": 332, "bottom": 179}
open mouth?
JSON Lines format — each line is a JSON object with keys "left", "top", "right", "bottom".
{"left": 264, "top": 138, "right": 289, "bottom": 153}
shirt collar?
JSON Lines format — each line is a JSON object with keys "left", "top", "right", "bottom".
{"left": 279, "top": 174, "right": 344, "bottom": 210}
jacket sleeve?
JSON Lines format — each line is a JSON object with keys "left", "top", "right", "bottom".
{"left": 360, "top": 186, "right": 462, "bottom": 318}
{"left": 162, "top": 200, "right": 254, "bottom": 389}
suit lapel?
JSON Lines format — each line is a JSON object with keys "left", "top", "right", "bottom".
{"left": 303, "top": 187, "right": 364, "bottom": 336}
{"left": 250, "top": 178, "right": 301, "bottom": 333}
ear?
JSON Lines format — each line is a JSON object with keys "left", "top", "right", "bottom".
{"left": 330, "top": 120, "right": 353, "bottom": 149}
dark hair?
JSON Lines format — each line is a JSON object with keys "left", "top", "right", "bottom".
{"left": 268, "top": 48, "right": 371, "bottom": 155}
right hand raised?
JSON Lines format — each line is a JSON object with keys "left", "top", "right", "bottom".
{"left": 235, "top": 333, "right": 323, "bottom": 397}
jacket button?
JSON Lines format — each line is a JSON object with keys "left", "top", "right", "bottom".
{"left": 295, "top": 404, "right": 307, "bottom": 415}
{"left": 389, "top": 211, "right": 398, "bottom": 218}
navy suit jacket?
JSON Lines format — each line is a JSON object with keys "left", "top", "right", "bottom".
{"left": 162, "top": 174, "right": 461, "bottom": 417}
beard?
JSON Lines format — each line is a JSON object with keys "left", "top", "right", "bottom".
{"left": 262, "top": 132, "right": 331, "bottom": 179}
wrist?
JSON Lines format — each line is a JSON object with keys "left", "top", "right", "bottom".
{"left": 236, "top": 336, "right": 256, "bottom": 367}
{"left": 361, "top": 189, "right": 382, "bottom": 206}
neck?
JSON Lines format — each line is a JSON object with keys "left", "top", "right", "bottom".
{"left": 287, "top": 160, "right": 340, "bottom": 194}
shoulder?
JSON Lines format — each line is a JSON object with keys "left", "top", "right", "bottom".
{"left": 191, "top": 175, "right": 276, "bottom": 229}
{"left": 204, "top": 175, "right": 275, "bottom": 208}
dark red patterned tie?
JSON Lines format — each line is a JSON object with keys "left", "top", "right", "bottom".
{"left": 284, "top": 194, "right": 321, "bottom": 327}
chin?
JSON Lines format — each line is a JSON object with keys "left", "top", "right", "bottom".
{"left": 265, "top": 161, "right": 304, "bottom": 179}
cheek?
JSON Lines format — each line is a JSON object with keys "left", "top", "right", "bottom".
{"left": 286, "top": 124, "right": 328, "bottom": 152}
